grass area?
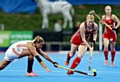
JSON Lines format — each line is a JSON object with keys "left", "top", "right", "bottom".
{"left": 0, "top": 4, "right": 120, "bottom": 44}
{"left": 0, "top": 4, "right": 120, "bottom": 31}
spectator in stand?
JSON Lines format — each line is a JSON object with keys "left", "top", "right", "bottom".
{"left": 54, "top": 19, "right": 62, "bottom": 32}
{"left": 72, "top": 21, "right": 81, "bottom": 34}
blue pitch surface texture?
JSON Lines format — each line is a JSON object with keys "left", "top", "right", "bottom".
{"left": 0, "top": 51, "right": 120, "bottom": 82}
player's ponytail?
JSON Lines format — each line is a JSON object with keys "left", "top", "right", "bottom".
{"left": 86, "top": 11, "right": 94, "bottom": 20}
{"left": 32, "top": 35, "right": 44, "bottom": 43}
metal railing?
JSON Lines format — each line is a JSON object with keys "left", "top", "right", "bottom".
{"left": 45, "top": 41, "right": 99, "bottom": 51}
{"left": 45, "top": 42, "right": 70, "bottom": 51}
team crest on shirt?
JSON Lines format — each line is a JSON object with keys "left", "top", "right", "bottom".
{"left": 87, "top": 25, "right": 92, "bottom": 31}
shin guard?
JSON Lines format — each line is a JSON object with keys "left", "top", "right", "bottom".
{"left": 104, "top": 50, "right": 108, "bottom": 60}
{"left": 70, "top": 57, "right": 81, "bottom": 69}
{"left": 27, "top": 58, "right": 34, "bottom": 73}
{"left": 66, "top": 52, "right": 71, "bottom": 62}
{"left": 111, "top": 50, "right": 116, "bottom": 62}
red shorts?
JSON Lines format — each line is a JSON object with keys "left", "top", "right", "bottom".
{"left": 70, "top": 34, "right": 90, "bottom": 46}
{"left": 103, "top": 32, "right": 117, "bottom": 42}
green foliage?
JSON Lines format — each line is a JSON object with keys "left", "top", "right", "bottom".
{"left": 0, "top": 4, "right": 120, "bottom": 44}
{"left": 0, "top": 4, "right": 120, "bottom": 31}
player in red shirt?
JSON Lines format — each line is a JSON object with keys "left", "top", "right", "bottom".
{"left": 101, "top": 5, "right": 120, "bottom": 67}
{"left": 65, "top": 12, "right": 98, "bottom": 75}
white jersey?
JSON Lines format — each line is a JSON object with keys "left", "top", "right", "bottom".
{"left": 5, "top": 40, "right": 32, "bottom": 61}
{"left": 9, "top": 40, "right": 32, "bottom": 49}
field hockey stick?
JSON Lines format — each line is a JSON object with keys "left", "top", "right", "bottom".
{"left": 57, "top": 65, "right": 97, "bottom": 77}
{"left": 91, "top": 10, "right": 112, "bottom": 30}
{"left": 88, "top": 43, "right": 94, "bottom": 70}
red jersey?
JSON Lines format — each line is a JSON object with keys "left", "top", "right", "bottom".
{"left": 103, "top": 14, "right": 115, "bottom": 34}
{"left": 70, "top": 22, "right": 96, "bottom": 45}
{"left": 103, "top": 14, "right": 117, "bottom": 42}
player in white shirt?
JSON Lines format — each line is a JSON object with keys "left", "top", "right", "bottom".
{"left": 0, "top": 35, "right": 58, "bottom": 76}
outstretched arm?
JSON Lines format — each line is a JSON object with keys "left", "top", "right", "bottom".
{"left": 39, "top": 49, "right": 54, "bottom": 63}
{"left": 38, "top": 49, "right": 58, "bottom": 67}
{"left": 26, "top": 42, "right": 51, "bottom": 72}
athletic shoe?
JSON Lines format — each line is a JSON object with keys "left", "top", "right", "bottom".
{"left": 110, "top": 62, "right": 114, "bottom": 67}
{"left": 104, "top": 60, "right": 108, "bottom": 65}
{"left": 67, "top": 70, "right": 74, "bottom": 75}
{"left": 65, "top": 61, "right": 69, "bottom": 66}
{"left": 26, "top": 71, "right": 38, "bottom": 77}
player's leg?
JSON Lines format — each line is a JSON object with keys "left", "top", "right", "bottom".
{"left": 0, "top": 59, "right": 11, "bottom": 70}
{"left": 65, "top": 43, "right": 78, "bottom": 66}
{"left": 103, "top": 38, "right": 109, "bottom": 65}
{"left": 26, "top": 54, "right": 38, "bottom": 76}
{"left": 67, "top": 45, "right": 87, "bottom": 75}
{"left": 110, "top": 41, "right": 116, "bottom": 67}
{"left": 0, "top": 48, "right": 19, "bottom": 70}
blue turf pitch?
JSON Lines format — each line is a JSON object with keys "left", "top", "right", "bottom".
{"left": 0, "top": 51, "right": 120, "bottom": 82}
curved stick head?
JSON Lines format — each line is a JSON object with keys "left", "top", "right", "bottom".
{"left": 91, "top": 10, "right": 95, "bottom": 14}
{"left": 93, "top": 72, "right": 97, "bottom": 76}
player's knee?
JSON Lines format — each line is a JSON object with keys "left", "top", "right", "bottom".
{"left": 28, "top": 55, "right": 34, "bottom": 59}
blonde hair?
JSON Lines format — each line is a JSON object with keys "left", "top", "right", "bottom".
{"left": 32, "top": 35, "right": 44, "bottom": 43}
{"left": 86, "top": 11, "right": 94, "bottom": 20}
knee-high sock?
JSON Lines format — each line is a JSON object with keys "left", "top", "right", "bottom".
{"left": 104, "top": 50, "right": 108, "bottom": 60}
{"left": 70, "top": 57, "right": 81, "bottom": 69}
{"left": 66, "top": 52, "right": 71, "bottom": 62}
{"left": 111, "top": 50, "right": 116, "bottom": 62}
{"left": 27, "top": 58, "right": 34, "bottom": 73}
